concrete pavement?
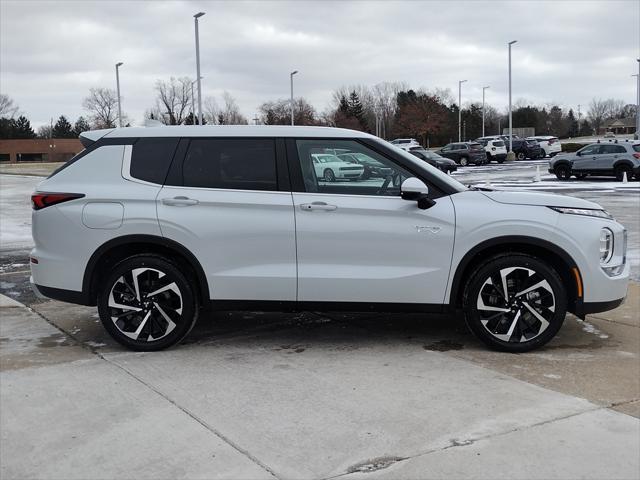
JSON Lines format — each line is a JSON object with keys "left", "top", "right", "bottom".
{"left": 1, "top": 291, "right": 639, "bottom": 479}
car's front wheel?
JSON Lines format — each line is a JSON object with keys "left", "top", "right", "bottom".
{"left": 462, "top": 254, "right": 567, "bottom": 352}
{"left": 323, "top": 169, "right": 336, "bottom": 182}
{"left": 516, "top": 152, "right": 526, "bottom": 161}
{"left": 97, "top": 254, "right": 199, "bottom": 351}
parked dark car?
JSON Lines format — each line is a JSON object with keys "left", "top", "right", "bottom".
{"left": 437, "top": 142, "right": 487, "bottom": 166}
{"left": 408, "top": 148, "right": 458, "bottom": 173}
{"left": 510, "top": 139, "right": 542, "bottom": 160}
{"left": 338, "top": 152, "right": 392, "bottom": 179}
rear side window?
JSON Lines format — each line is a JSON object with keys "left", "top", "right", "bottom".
{"left": 130, "top": 138, "right": 179, "bottom": 184}
{"left": 633, "top": 145, "right": 640, "bottom": 153}
{"left": 181, "top": 138, "right": 277, "bottom": 191}
{"left": 600, "top": 145, "right": 626, "bottom": 154}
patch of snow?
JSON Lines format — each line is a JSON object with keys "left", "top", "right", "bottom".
{"left": 576, "top": 319, "right": 609, "bottom": 339}
{"left": 0, "top": 175, "right": 41, "bottom": 250}
{"left": 543, "top": 373, "right": 562, "bottom": 379}
{"left": 84, "top": 341, "right": 107, "bottom": 348}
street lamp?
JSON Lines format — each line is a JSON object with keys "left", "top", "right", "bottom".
{"left": 635, "top": 58, "right": 640, "bottom": 139}
{"left": 115, "top": 62, "right": 123, "bottom": 128}
{"left": 458, "top": 79, "right": 467, "bottom": 141}
{"left": 290, "top": 70, "right": 298, "bottom": 126}
{"left": 482, "top": 86, "right": 490, "bottom": 137}
{"left": 191, "top": 77, "right": 203, "bottom": 124}
{"left": 194, "top": 12, "right": 205, "bottom": 126}
{"left": 508, "top": 40, "right": 517, "bottom": 156}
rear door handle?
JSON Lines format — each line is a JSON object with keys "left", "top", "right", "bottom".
{"left": 162, "top": 196, "right": 199, "bottom": 206}
{"left": 300, "top": 201, "right": 337, "bottom": 211}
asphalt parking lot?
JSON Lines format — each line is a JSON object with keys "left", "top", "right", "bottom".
{"left": 1, "top": 162, "right": 639, "bottom": 479}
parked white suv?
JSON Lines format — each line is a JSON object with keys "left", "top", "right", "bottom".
{"left": 31, "top": 126, "right": 629, "bottom": 352}
{"left": 527, "top": 136, "right": 561, "bottom": 158}
{"left": 390, "top": 138, "right": 420, "bottom": 151}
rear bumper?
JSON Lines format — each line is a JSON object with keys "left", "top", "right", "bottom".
{"left": 31, "top": 278, "right": 93, "bottom": 306}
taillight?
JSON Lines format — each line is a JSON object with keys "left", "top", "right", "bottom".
{"left": 31, "top": 192, "right": 84, "bottom": 210}
{"left": 548, "top": 139, "right": 556, "bottom": 145}
{"left": 633, "top": 153, "right": 640, "bottom": 159}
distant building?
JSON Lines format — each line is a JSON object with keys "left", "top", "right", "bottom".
{"left": 502, "top": 127, "right": 535, "bottom": 138}
{"left": 0, "top": 138, "right": 82, "bottom": 163}
{"left": 600, "top": 117, "right": 636, "bottom": 135}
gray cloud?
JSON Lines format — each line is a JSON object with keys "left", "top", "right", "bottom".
{"left": 1, "top": 0, "right": 639, "bottom": 127}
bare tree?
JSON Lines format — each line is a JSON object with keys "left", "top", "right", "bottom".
{"left": 82, "top": 88, "right": 119, "bottom": 128}
{"left": 37, "top": 125, "right": 53, "bottom": 138}
{"left": 154, "top": 77, "right": 192, "bottom": 125}
{"left": 587, "top": 98, "right": 609, "bottom": 133}
{"left": 260, "top": 97, "right": 319, "bottom": 125}
{"left": 217, "top": 92, "right": 248, "bottom": 125}
{"left": 0, "top": 93, "right": 19, "bottom": 118}
{"left": 203, "top": 96, "right": 220, "bottom": 125}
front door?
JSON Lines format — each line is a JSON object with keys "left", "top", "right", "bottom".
{"left": 290, "top": 139, "right": 456, "bottom": 305}
{"left": 157, "top": 137, "right": 296, "bottom": 301}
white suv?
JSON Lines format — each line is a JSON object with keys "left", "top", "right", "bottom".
{"left": 30, "top": 126, "right": 629, "bottom": 352}
{"left": 390, "top": 138, "right": 420, "bottom": 151}
{"left": 527, "top": 136, "right": 562, "bottom": 158}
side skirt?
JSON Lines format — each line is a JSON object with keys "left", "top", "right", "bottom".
{"left": 209, "top": 300, "right": 447, "bottom": 314}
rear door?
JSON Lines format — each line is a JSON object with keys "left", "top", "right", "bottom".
{"left": 288, "top": 138, "right": 456, "bottom": 305}
{"left": 157, "top": 137, "right": 296, "bottom": 301}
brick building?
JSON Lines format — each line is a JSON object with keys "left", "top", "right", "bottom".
{"left": 0, "top": 138, "right": 83, "bottom": 163}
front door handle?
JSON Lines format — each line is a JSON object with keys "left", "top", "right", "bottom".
{"left": 162, "top": 196, "right": 199, "bottom": 206}
{"left": 300, "top": 201, "right": 337, "bottom": 211}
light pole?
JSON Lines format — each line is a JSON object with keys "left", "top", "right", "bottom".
{"left": 508, "top": 40, "right": 517, "bottom": 156}
{"left": 115, "top": 62, "right": 123, "bottom": 128}
{"left": 635, "top": 58, "right": 640, "bottom": 139}
{"left": 290, "top": 70, "right": 298, "bottom": 126}
{"left": 194, "top": 12, "right": 205, "bottom": 126}
{"left": 482, "top": 85, "right": 490, "bottom": 137}
{"left": 458, "top": 79, "right": 467, "bottom": 141}
{"left": 190, "top": 77, "right": 202, "bottom": 124}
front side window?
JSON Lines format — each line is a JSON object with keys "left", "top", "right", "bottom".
{"left": 579, "top": 145, "right": 601, "bottom": 156}
{"left": 181, "top": 138, "right": 277, "bottom": 191}
{"left": 296, "top": 139, "right": 412, "bottom": 196}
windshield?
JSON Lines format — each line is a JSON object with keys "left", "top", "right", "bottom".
{"left": 372, "top": 139, "right": 466, "bottom": 193}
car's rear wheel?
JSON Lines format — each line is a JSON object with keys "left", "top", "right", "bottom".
{"left": 459, "top": 157, "right": 469, "bottom": 166}
{"left": 462, "top": 254, "right": 567, "bottom": 352}
{"left": 615, "top": 165, "right": 632, "bottom": 182}
{"left": 97, "top": 254, "right": 198, "bottom": 351}
{"left": 554, "top": 165, "right": 571, "bottom": 180}
{"left": 323, "top": 169, "right": 336, "bottom": 182}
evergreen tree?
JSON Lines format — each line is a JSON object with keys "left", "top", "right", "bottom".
{"left": 0, "top": 118, "right": 13, "bottom": 139}
{"left": 12, "top": 115, "right": 35, "bottom": 138}
{"left": 73, "top": 116, "right": 91, "bottom": 136}
{"left": 566, "top": 109, "right": 579, "bottom": 138}
{"left": 52, "top": 115, "right": 74, "bottom": 138}
{"left": 184, "top": 112, "right": 196, "bottom": 125}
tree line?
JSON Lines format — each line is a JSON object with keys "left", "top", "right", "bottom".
{"left": 1, "top": 84, "right": 637, "bottom": 145}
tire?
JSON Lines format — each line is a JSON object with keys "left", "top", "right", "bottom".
{"left": 459, "top": 157, "right": 469, "bottom": 166}
{"left": 497, "top": 158, "right": 505, "bottom": 164}
{"left": 516, "top": 152, "right": 526, "bottom": 161}
{"left": 323, "top": 169, "right": 335, "bottom": 182}
{"left": 462, "top": 254, "right": 567, "bottom": 352}
{"left": 539, "top": 150, "right": 546, "bottom": 159}
{"left": 615, "top": 165, "right": 632, "bottom": 182}
{"left": 554, "top": 165, "right": 571, "bottom": 180}
{"left": 486, "top": 154, "right": 493, "bottom": 163}
{"left": 97, "top": 254, "right": 199, "bottom": 351}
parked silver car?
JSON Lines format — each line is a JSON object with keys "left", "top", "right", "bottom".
{"left": 549, "top": 141, "right": 640, "bottom": 181}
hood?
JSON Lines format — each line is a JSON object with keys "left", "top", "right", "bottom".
{"left": 481, "top": 190, "right": 601, "bottom": 209}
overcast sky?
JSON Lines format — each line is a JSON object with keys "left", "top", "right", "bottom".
{"left": 1, "top": 0, "right": 639, "bottom": 128}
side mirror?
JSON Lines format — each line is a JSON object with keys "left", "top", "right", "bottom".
{"left": 401, "top": 178, "right": 436, "bottom": 210}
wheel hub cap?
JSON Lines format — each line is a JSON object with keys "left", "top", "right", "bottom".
{"left": 476, "top": 267, "right": 555, "bottom": 343}
{"left": 107, "top": 267, "right": 183, "bottom": 342}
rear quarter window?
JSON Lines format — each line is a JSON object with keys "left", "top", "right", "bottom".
{"left": 130, "top": 138, "right": 180, "bottom": 184}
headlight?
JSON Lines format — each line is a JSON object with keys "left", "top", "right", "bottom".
{"left": 549, "top": 206, "right": 613, "bottom": 220}
{"left": 599, "top": 228, "right": 614, "bottom": 264}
